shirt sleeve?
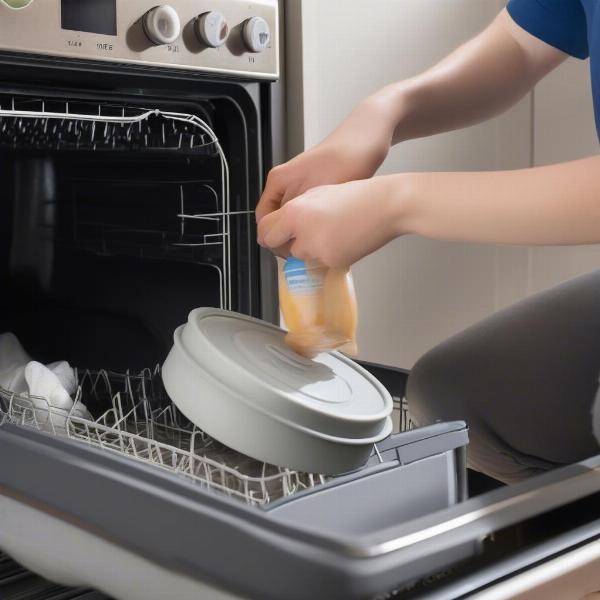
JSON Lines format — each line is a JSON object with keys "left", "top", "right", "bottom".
{"left": 507, "top": 0, "right": 589, "bottom": 59}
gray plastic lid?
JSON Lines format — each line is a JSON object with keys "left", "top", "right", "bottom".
{"left": 180, "top": 308, "right": 392, "bottom": 440}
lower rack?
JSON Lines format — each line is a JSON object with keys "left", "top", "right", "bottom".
{"left": 0, "top": 366, "right": 411, "bottom": 506}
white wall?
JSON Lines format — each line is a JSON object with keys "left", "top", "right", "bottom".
{"left": 285, "top": 0, "right": 598, "bottom": 368}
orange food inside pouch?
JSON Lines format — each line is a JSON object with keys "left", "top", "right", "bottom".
{"left": 278, "top": 258, "right": 358, "bottom": 358}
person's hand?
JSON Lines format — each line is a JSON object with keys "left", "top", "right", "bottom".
{"left": 255, "top": 96, "right": 398, "bottom": 244}
{"left": 257, "top": 176, "right": 403, "bottom": 268}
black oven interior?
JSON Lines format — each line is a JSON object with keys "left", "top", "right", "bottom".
{"left": 0, "top": 81, "right": 264, "bottom": 374}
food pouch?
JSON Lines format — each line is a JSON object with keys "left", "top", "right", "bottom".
{"left": 278, "top": 257, "right": 358, "bottom": 358}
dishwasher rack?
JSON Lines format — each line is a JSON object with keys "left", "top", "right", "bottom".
{"left": 0, "top": 366, "right": 411, "bottom": 507}
{"left": 0, "top": 96, "right": 218, "bottom": 154}
{"left": 0, "top": 95, "right": 244, "bottom": 311}
{"left": 0, "top": 366, "right": 332, "bottom": 506}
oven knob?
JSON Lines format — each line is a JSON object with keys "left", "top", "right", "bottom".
{"left": 195, "top": 11, "right": 229, "bottom": 48}
{"left": 143, "top": 5, "right": 181, "bottom": 45}
{"left": 242, "top": 16, "right": 271, "bottom": 53}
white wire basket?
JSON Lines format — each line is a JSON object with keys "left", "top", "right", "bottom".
{"left": 0, "top": 366, "right": 332, "bottom": 506}
{"left": 0, "top": 366, "right": 412, "bottom": 506}
{"left": 0, "top": 95, "right": 244, "bottom": 310}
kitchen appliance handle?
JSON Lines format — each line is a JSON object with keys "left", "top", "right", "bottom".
{"left": 342, "top": 455, "right": 600, "bottom": 558}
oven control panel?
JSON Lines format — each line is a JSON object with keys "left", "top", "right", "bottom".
{"left": 0, "top": 0, "right": 278, "bottom": 80}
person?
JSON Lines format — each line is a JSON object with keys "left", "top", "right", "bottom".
{"left": 256, "top": 1, "right": 600, "bottom": 485}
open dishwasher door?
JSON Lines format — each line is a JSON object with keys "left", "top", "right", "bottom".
{"left": 0, "top": 412, "right": 470, "bottom": 600}
{"left": 1, "top": 390, "right": 600, "bottom": 600}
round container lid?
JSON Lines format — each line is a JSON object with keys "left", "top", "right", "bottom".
{"left": 179, "top": 308, "right": 392, "bottom": 441}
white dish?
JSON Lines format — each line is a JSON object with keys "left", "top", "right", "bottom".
{"left": 162, "top": 308, "right": 393, "bottom": 475}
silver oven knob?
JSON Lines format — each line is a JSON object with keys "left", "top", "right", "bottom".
{"left": 242, "top": 16, "right": 271, "bottom": 53}
{"left": 143, "top": 5, "right": 181, "bottom": 45}
{"left": 195, "top": 11, "right": 229, "bottom": 48}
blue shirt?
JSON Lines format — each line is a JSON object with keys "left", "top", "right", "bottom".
{"left": 507, "top": 0, "right": 600, "bottom": 137}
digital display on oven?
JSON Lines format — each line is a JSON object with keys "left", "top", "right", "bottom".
{"left": 61, "top": 0, "right": 117, "bottom": 36}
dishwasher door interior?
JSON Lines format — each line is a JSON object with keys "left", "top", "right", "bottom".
{"left": 3, "top": 421, "right": 600, "bottom": 600}
{"left": 2, "top": 358, "right": 600, "bottom": 600}
{"left": 0, "top": 414, "right": 470, "bottom": 600}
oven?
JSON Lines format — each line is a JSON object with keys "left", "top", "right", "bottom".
{"left": 2, "top": 2, "right": 600, "bottom": 600}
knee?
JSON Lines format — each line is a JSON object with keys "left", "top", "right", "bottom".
{"left": 406, "top": 347, "right": 510, "bottom": 483}
{"left": 406, "top": 341, "right": 475, "bottom": 428}
{"left": 406, "top": 342, "right": 552, "bottom": 484}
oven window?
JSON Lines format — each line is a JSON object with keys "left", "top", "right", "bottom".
{"left": 61, "top": 0, "right": 117, "bottom": 36}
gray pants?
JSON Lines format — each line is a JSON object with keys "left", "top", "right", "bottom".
{"left": 406, "top": 270, "right": 600, "bottom": 484}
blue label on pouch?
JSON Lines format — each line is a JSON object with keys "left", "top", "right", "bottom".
{"left": 284, "top": 258, "right": 322, "bottom": 294}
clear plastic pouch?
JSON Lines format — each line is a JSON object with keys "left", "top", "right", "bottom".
{"left": 278, "top": 257, "right": 358, "bottom": 358}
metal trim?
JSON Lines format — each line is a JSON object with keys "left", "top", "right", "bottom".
{"left": 0, "top": 46, "right": 279, "bottom": 81}
{"left": 347, "top": 461, "right": 600, "bottom": 558}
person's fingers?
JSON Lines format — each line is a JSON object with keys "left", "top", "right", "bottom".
{"left": 256, "top": 166, "right": 286, "bottom": 223}
{"left": 258, "top": 207, "right": 295, "bottom": 249}
{"left": 255, "top": 188, "right": 282, "bottom": 224}
{"left": 280, "top": 183, "right": 303, "bottom": 206}
{"left": 257, "top": 209, "right": 275, "bottom": 246}
{"left": 272, "top": 241, "right": 293, "bottom": 258}
{"left": 289, "top": 240, "right": 312, "bottom": 262}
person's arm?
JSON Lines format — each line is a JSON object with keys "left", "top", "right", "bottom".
{"left": 396, "top": 159, "right": 600, "bottom": 246}
{"left": 375, "top": 9, "right": 565, "bottom": 144}
{"left": 388, "top": 9, "right": 565, "bottom": 143}
{"left": 258, "top": 158, "right": 600, "bottom": 268}
{"left": 256, "top": 9, "right": 566, "bottom": 223}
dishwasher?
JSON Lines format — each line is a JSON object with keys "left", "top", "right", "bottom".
{"left": 2, "top": 1, "right": 600, "bottom": 599}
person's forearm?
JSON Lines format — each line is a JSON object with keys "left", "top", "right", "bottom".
{"left": 333, "top": 9, "right": 566, "bottom": 150}
{"left": 389, "top": 157, "right": 600, "bottom": 246}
